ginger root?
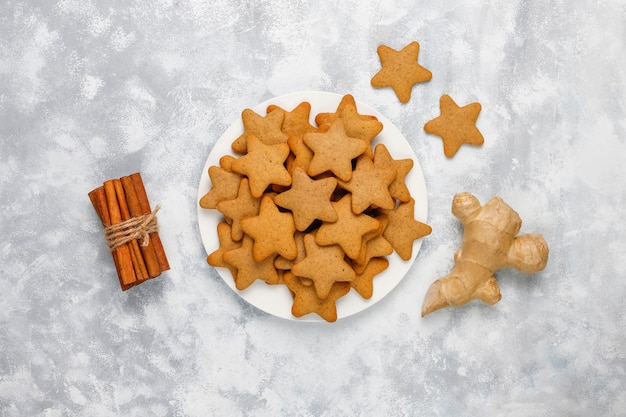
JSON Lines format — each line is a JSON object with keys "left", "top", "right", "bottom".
{"left": 421, "top": 192, "right": 549, "bottom": 316}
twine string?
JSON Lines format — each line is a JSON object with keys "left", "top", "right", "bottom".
{"left": 104, "top": 206, "right": 160, "bottom": 252}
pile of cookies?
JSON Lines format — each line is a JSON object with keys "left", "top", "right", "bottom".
{"left": 200, "top": 94, "right": 431, "bottom": 322}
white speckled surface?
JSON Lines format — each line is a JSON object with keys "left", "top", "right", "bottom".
{"left": 1, "top": 1, "right": 625, "bottom": 416}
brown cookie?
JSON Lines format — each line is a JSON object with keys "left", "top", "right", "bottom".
{"left": 283, "top": 272, "right": 351, "bottom": 323}
{"left": 291, "top": 233, "right": 355, "bottom": 299}
{"left": 231, "top": 107, "right": 289, "bottom": 154}
{"left": 351, "top": 257, "right": 389, "bottom": 299}
{"left": 337, "top": 154, "right": 396, "bottom": 214}
{"left": 304, "top": 119, "right": 368, "bottom": 181}
{"left": 274, "top": 231, "right": 307, "bottom": 271}
{"left": 267, "top": 101, "right": 317, "bottom": 137}
{"left": 315, "top": 194, "right": 380, "bottom": 260}
{"left": 216, "top": 178, "right": 261, "bottom": 241}
{"left": 199, "top": 164, "right": 243, "bottom": 209}
{"left": 423, "top": 94, "right": 484, "bottom": 157}
{"left": 231, "top": 135, "right": 292, "bottom": 198}
{"left": 373, "top": 143, "right": 413, "bottom": 203}
{"left": 315, "top": 94, "right": 383, "bottom": 155}
{"left": 371, "top": 41, "right": 432, "bottom": 103}
{"left": 286, "top": 135, "right": 315, "bottom": 174}
{"left": 240, "top": 195, "right": 297, "bottom": 262}
{"left": 207, "top": 221, "right": 242, "bottom": 277}
{"left": 274, "top": 167, "right": 338, "bottom": 231}
{"left": 222, "top": 235, "right": 280, "bottom": 290}
{"left": 353, "top": 217, "right": 393, "bottom": 273}
{"left": 380, "top": 198, "right": 432, "bottom": 261}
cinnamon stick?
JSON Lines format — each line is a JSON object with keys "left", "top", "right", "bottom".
{"left": 113, "top": 179, "right": 149, "bottom": 281}
{"left": 89, "top": 186, "right": 124, "bottom": 286}
{"left": 130, "top": 173, "right": 169, "bottom": 272}
{"left": 121, "top": 175, "right": 161, "bottom": 278}
{"left": 103, "top": 180, "right": 137, "bottom": 288}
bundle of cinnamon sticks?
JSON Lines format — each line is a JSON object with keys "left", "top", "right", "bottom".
{"left": 89, "top": 173, "right": 169, "bottom": 290}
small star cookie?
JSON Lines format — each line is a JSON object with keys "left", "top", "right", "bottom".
{"left": 274, "top": 231, "right": 307, "bottom": 271}
{"left": 316, "top": 194, "right": 380, "bottom": 260}
{"left": 315, "top": 94, "right": 383, "bottom": 155}
{"left": 337, "top": 154, "right": 396, "bottom": 214}
{"left": 231, "top": 107, "right": 289, "bottom": 154}
{"left": 373, "top": 143, "right": 414, "bottom": 203}
{"left": 284, "top": 271, "right": 351, "bottom": 323}
{"left": 222, "top": 235, "right": 280, "bottom": 290}
{"left": 304, "top": 119, "right": 368, "bottom": 181}
{"left": 350, "top": 257, "right": 389, "bottom": 299}
{"left": 207, "top": 221, "right": 242, "bottom": 277}
{"left": 424, "top": 94, "right": 484, "bottom": 157}
{"left": 199, "top": 164, "right": 243, "bottom": 209}
{"left": 274, "top": 167, "right": 338, "bottom": 231}
{"left": 216, "top": 178, "right": 261, "bottom": 241}
{"left": 371, "top": 41, "right": 432, "bottom": 103}
{"left": 240, "top": 195, "right": 297, "bottom": 262}
{"left": 267, "top": 101, "right": 317, "bottom": 137}
{"left": 291, "top": 233, "right": 355, "bottom": 299}
{"left": 231, "top": 135, "right": 292, "bottom": 198}
{"left": 380, "top": 198, "right": 432, "bottom": 261}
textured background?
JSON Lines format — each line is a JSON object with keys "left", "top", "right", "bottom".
{"left": 1, "top": 1, "right": 625, "bottom": 416}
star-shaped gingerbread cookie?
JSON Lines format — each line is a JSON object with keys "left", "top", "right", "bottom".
{"left": 315, "top": 94, "right": 383, "bottom": 155}
{"left": 216, "top": 178, "right": 261, "bottom": 241}
{"left": 291, "top": 234, "right": 355, "bottom": 299}
{"left": 424, "top": 94, "right": 484, "bottom": 157}
{"left": 207, "top": 221, "right": 242, "bottom": 277}
{"left": 267, "top": 101, "right": 317, "bottom": 137}
{"left": 350, "top": 257, "right": 389, "bottom": 299}
{"left": 240, "top": 195, "right": 297, "bottom": 262}
{"left": 373, "top": 143, "right": 414, "bottom": 203}
{"left": 371, "top": 41, "right": 432, "bottom": 103}
{"left": 231, "top": 135, "right": 292, "bottom": 198}
{"left": 283, "top": 271, "right": 351, "bottom": 323}
{"left": 231, "top": 107, "right": 289, "bottom": 154}
{"left": 380, "top": 198, "right": 432, "bottom": 261}
{"left": 304, "top": 119, "right": 368, "bottom": 181}
{"left": 274, "top": 167, "right": 338, "bottom": 231}
{"left": 199, "top": 164, "right": 243, "bottom": 209}
{"left": 337, "top": 154, "right": 396, "bottom": 214}
{"left": 222, "top": 235, "right": 279, "bottom": 290}
{"left": 315, "top": 194, "right": 380, "bottom": 260}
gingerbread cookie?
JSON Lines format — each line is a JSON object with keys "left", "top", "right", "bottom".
{"left": 314, "top": 94, "right": 383, "bottom": 156}
{"left": 207, "top": 221, "right": 242, "bottom": 278}
{"left": 231, "top": 107, "right": 288, "bottom": 154}
{"left": 373, "top": 143, "right": 413, "bottom": 203}
{"left": 381, "top": 198, "right": 432, "bottom": 261}
{"left": 423, "top": 94, "right": 484, "bottom": 157}
{"left": 291, "top": 233, "right": 355, "bottom": 299}
{"left": 230, "top": 135, "right": 292, "bottom": 198}
{"left": 267, "top": 101, "right": 317, "bottom": 137}
{"left": 222, "top": 235, "right": 280, "bottom": 290}
{"left": 304, "top": 119, "right": 368, "bottom": 181}
{"left": 199, "top": 164, "right": 243, "bottom": 209}
{"left": 283, "top": 272, "right": 350, "bottom": 323}
{"left": 274, "top": 167, "right": 338, "bottom": 231}
{"left": 351, "top": 257, "right": 389, "bottom": 299}
{"left": 274, "top": 231, "right": 307, "bottom": 271}
{"left": 337, "top": 154, "right": 396, "bottom": 214}
{"left": 216, "top": 178, "right": 261, "bottom": 241}
{"left": 315, "top": 194, "right": 380, "bottom": 260}
{"left": 240, "top": 195, "right": 297, "bottom": 262}
{"left": 371, "top": 41, "right": 432, "bottom": 103}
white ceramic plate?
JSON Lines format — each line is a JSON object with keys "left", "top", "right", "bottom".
{"left": 197, "top": 91, "right": 428, "bottom": 321}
